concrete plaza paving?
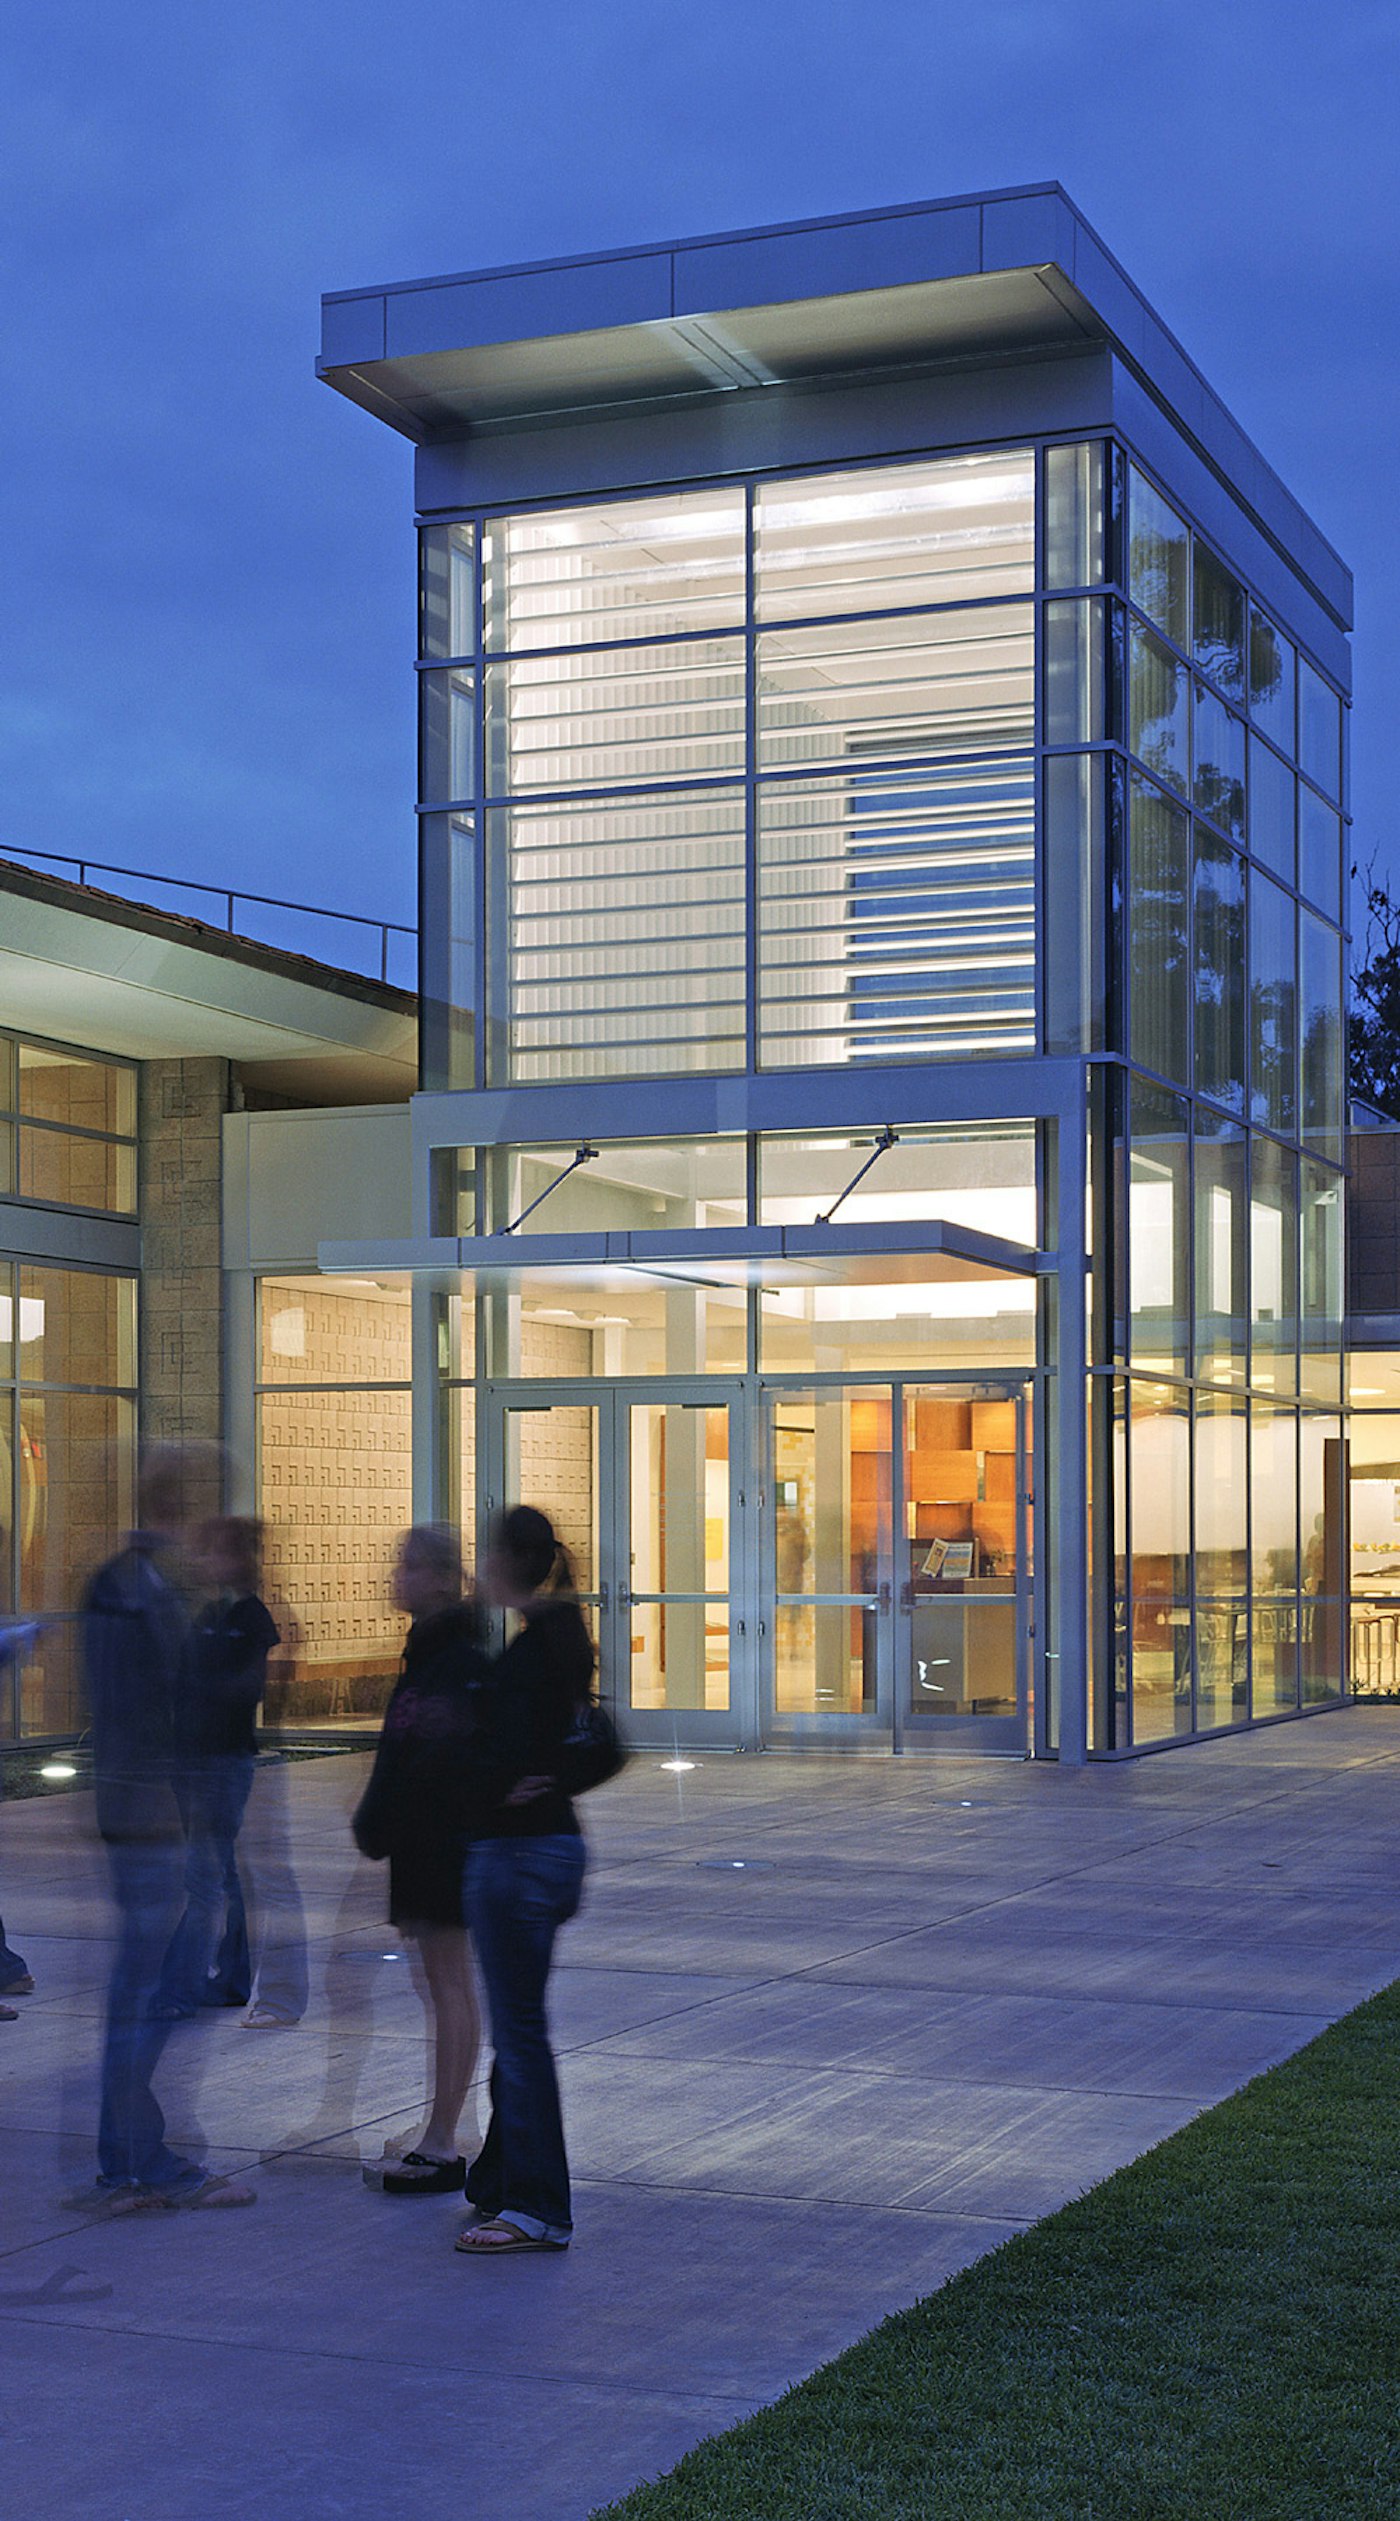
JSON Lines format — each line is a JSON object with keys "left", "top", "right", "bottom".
{"left": 1, "top": 1708, "right": 1398, "bottom": 2519}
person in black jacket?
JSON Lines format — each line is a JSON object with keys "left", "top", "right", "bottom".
{"left": 155, "top": 1517, "right": 277, "bottom": 2020}
{"left": 68, "top": 1446, "right": 255, "bottom": 2214}
{"left": 354, "top": 1524, "right": 488, "bottom": 2195}
{"left": 456, "top": 1505, "right": 596, "bottom": 2258}
{"left": 2, "top": 1619, "right": 41, "bottom": 2016}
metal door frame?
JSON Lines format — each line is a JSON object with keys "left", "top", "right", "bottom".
{"left": 757, "top": 1380, "right": 898, "bottom": 1748}
{"left": 755, "top": 1372, "right": 1034, "bottom": 1755}
{"left": 894, "top": 1376, "right": 1032, "bottom": 1755}
{"left": 481, "top": 1376, "right": 754, "bottom": 1748}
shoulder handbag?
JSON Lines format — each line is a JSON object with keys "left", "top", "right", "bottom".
{"left": 560, "top": 1693, "right": 629, "bottom": 1794}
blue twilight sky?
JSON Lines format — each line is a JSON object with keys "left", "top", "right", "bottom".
{"left": 1, "top": 1, "right": 1397, "bottom": 956}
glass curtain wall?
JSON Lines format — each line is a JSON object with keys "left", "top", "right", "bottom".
{"left": 1092, "top": 462, "right": 1349, "bottom": 1745}
{"left": 419, "top": 451, "right": 1039, "bottom": 1085}
{"left": 1348, "top": 1352, "right": 1400, "bottom": 1698}
{"left": 0, "top": 1262, "right": 137, "bottom": 1738}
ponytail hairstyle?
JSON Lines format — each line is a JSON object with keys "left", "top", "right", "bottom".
{"left": 491, "top": 1505, "right": 574, "bottom": 1598}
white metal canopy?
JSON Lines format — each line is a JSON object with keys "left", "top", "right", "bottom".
{"left": 317, "top": 1215, "right": 1051, "bottom": 1290}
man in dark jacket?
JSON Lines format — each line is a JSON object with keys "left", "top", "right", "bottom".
{"left": 1, "top": 1619, "right": 41, "bottom": 2016}
{"left": 66, "top": 1448, "right": 254, "bottom": 2215}
{"left": 156, "top": 1517, "right": 277, "bottom": 2019}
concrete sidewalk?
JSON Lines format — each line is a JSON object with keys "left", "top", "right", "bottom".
{"left": 1, "top": 1709, "right": 1398, "bottom": 2520}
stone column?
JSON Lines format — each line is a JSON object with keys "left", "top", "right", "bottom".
{"left": 139, "top": 1057, "right": 229, "bottom": 1454}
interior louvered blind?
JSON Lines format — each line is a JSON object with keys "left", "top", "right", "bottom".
{"left": 757, "top": 758, "right": 1036, "bottom": 1065}
{"left": 498, "top": 788, "right": 748, "bottom": 1081}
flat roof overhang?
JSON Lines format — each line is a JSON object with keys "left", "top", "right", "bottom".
{"left": 318, "top": 183, "right": 1350, "bottom": 632}
{"left": 0, "top": 859, "right": 416, "bottom": 1086}
{"left": 317, "top": 1215, "right": 1053, "bottom": 1291}
{"left": 322, "top": 264, "right": 1093, "bottom": 436}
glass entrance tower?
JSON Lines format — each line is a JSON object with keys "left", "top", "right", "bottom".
{"left": 317, "top": 184, "right": 1351, "bottom": 1761}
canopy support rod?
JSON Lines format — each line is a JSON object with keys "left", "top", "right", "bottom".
{"left": 503, "top": 1142, "right": 598, "bottom": 1235}
{"left": 815, "top": 1126, "right": 899, "bottom": 1226}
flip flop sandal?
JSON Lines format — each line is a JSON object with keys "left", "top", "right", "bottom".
{"left": 60, "top": 2182, "right": 172, "bottom": 2218}
{"left": 1, "top": 2004, "right": 19, "bottom": 2022}
{"left": 168, "top": 2175, "right": 258, "bottom": 2210}
{"left": 455, "top": 2217, "right": 568, "bottom": 2256}
{"left": 382, "top": 2152, "right": 466, "bottom": 2196}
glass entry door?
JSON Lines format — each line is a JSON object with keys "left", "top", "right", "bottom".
{"left": 483, "top": 1373, "right": 1031, "bottom": 1753}
{"left": 760, "top": 1379, "right": 1032, "bottom": 1751}
{"left": 763, "top": 1387, "right": 896, "bottom": 1738}
{"left": 485, "top": 1382, "right": 747, "bottom": 1746}
{"left": 899, "top": 1382, "right": 1031, "bottom": 1752}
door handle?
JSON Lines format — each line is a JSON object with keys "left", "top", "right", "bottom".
{"left": 618, "top": 1584, "right": 632, "bottom": 1611}
{"left": 597, "top": 1581, "right": 610, "bottom": 1613}
{"left": 877, "top": 1581, "right": 892, "bottom": 1613}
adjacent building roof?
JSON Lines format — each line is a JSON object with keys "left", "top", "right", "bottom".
{"left": 319, "top": 181, "right": 1350, "bottom": 629}
{"left": 0, "top": 857, "right": 417, "bottom": 1104}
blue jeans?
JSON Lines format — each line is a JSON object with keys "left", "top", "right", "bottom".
{"left": 463, "top": 1835, "right": 587, "bottom": 2241}
{"left": 99, "top": 1839, "right": 203, "bottom": 2193}
{"left": 0, "top": 1914, "right": 29, "bottom": 1990}
{"left": 159, "top": 1755, "right": 254, "bottom": 2012}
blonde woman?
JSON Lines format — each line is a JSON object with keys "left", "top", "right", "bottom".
{"left": 354, "top": 1526, "right": 487, "bottom": 2193}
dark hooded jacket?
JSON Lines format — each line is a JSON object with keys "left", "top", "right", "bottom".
{"left": 83, "top": 1536, "right": 190, "bottom": 1844}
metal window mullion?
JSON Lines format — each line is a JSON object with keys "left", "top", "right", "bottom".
{"left": 478, "top": 587, "right": 1036, "bottom": 670}
{"left": 744, "top": 480, "right": 759, "bottom": 1075}
{"left": 1122, "top": 1366, "right": 1135, "bottom": 1750}
{"left": 1033, "top": 447, "right": 1048, "bottom": 1056}
{"left": 472, "top": 521, "right": 490, "bottom": 1090}
{"left": 3, "top": 1025, "right": 139, "bottom": 1088}
{"left": 485, "top": 770, "right": 749, "bottom": 813}
{"left": 17, "top": 1379, "right": 139, "bottom": 1403}
{"left": 889, "top": 1379, "right": 908, "bottom": 1754}
{"left": 1186, "top": 1382, "right": 1199, "bottom": 1734}
{"left": 14, "top": 1116, "right": 137, "bottom": 1153}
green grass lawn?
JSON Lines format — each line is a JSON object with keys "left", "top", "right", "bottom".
{"left": 592, "top": 1980, "right": 1400, "bottom": 2521}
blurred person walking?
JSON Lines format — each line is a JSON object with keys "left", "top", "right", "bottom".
{"left": 65, "top": 1446, "right": 255, "bottom": 2215}
{"left": 354, "top": 1525, "right": 488, "bottom": 2194}
{"left": 155, "top": 1519, "right": 277, "bottom": 2020}
{"left": 237, "top": 1745, "right": 309, "bottom": 2030}
{"left": 456, "top": 1505, "right": 622, "bottom": 2259}
{"left": 1, "top": 1620, "right": 41, "bottom": 2016}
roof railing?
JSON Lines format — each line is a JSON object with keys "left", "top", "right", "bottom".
{"left": 1, "top": 845, "right": 416, "bottom": 990}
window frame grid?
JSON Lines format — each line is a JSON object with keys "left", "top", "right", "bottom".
{"left": 420, "top": 440, "right": 1049, "bottom": 1090}
{"left": 1120, "top": 454, "right": 1351, "bottom": 917}
{"left": 0, "top": 1026, "right": 140, "bottom": 1222}
{"left": 0, "top": 1256, "right": 139, "bottom": 1740}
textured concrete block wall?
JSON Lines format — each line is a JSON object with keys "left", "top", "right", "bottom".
{"left": 139, "top": 1057, "right": 229, "bottom": 1448}
{"left": 256, "top": 1282, "right": 413, "bottom": 1689}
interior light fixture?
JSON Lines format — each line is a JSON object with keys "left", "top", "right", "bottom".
{"left": 39, "top": 1761, "right": 77, "bottom": 1781}
{"left": 660, "top": 1758, "right": 698, "bottom": 1774}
